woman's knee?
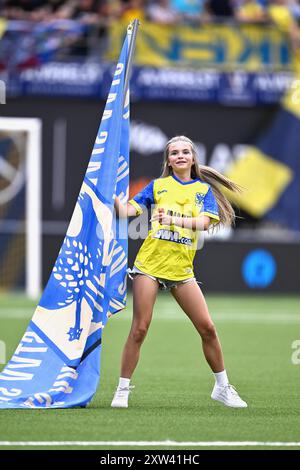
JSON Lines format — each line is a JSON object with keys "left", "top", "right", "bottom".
{"left": 200, "top": 322, "right": 217, "bottom": 341}
{"left": 130, "top": 324, "right": 150, "bottom": 344}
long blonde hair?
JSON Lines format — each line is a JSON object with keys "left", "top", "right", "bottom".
{"left": 161, "top": 135, "right": 241, "bottom": 227}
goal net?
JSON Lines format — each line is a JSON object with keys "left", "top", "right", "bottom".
{"left": 0, "top": 118, "right": 41, "bottom": 299}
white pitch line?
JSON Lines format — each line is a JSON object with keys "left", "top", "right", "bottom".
{"left": 0, "top": 441, "right": 300, "bottom": 447}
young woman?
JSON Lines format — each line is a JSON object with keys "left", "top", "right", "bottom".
{"left": 112, "top": 135, "right": 247, "bottom": 409}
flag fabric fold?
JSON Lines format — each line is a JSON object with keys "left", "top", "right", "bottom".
{"left": 0, "top": 34, "right": 130, "bottom": 409}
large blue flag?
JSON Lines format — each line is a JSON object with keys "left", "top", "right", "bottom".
{"left": 0, "top": 34, "right": 130, "bottom": 408}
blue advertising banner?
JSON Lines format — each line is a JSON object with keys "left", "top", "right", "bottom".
{"left": 2, "top": 63, "right": 294, "bottom": 105}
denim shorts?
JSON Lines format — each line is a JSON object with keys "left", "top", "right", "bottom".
{"left": 127, "top": 266, "right": 197, "bottom": 291}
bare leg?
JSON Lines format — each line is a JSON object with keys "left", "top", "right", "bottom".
{"left": 120, "top": 274, "right": 159, "bottom": 378}
{"left": 171, "top": 281, "right": 225, "bottom": 372}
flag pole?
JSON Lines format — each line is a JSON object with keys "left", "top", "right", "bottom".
{"left": 123, "top": 18, "right": 140, "bottom": 106}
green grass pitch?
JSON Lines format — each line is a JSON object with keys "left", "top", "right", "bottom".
{"left": 0, "top": 293, "right": 300, "bottom": 450}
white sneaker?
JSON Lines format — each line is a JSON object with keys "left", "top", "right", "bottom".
{"left": 211, "top": 383, "right": 248, "bottom": 408}
{"left": 111, "top": 386, "right": 134, "bottom": 408}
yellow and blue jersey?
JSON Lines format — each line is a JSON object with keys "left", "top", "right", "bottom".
{"left": 128, "top": 175, "right": 220, "bottom": 281}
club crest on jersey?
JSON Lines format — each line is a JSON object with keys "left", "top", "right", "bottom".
{"left": 195, "top": 192, "right": 205, "bottom": 207}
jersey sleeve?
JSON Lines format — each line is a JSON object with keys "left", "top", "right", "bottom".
{"left": 201, "top": 187, "right": 220, "bottom": 224}
{"left": 128, "top": 180, "right": 155, "bottom": 215}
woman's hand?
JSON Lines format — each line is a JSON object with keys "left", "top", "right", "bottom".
{"left": 115, "top": 196, "right": 139, "bottom": 218}
{"left": 151, "top": 208, "right": 173, "bottom": 226}
{"left": 151, "top": 208, "right": 211, "bottom": 231}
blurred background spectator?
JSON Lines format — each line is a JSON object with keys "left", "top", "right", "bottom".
{"left": 205, "top": 0, "right": 234, "bottom": 18}
{"left": 147, "top": 0, "right": 179, "bottom": 25}
{"left": 169, "top": 0, "right": 204, "bottom": 22}
{"left": 289, "top": 0, "right": 300, "bottom": 21}
{"left": 235, "top": 0, "right": 267, "bottom": 22}
{"left": 120, "top": 0, "right": 146, "bottom": 23}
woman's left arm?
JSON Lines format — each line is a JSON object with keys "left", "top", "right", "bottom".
{"left": 172, "top": 215, "right": 211, "bottom": 231}
{"left": 151, "top": 209, "right": 211, "bottom": 231}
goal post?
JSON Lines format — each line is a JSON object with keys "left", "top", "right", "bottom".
{"left": 0, "top": 117, "right": 42, "bottom": 299}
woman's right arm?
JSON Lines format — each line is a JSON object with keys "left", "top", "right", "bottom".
{"left": 115, "top": 180, "right": 153, "bottom": 219}
{"left": 114, "top": 196, "right": 138, "bottom": 218}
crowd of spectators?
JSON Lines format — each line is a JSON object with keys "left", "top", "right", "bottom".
{"left": 0, "top": 0, "right": 300, "bottom": 27}
{"left": 0, "top": 1, "right": 299, "bottom": 62}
